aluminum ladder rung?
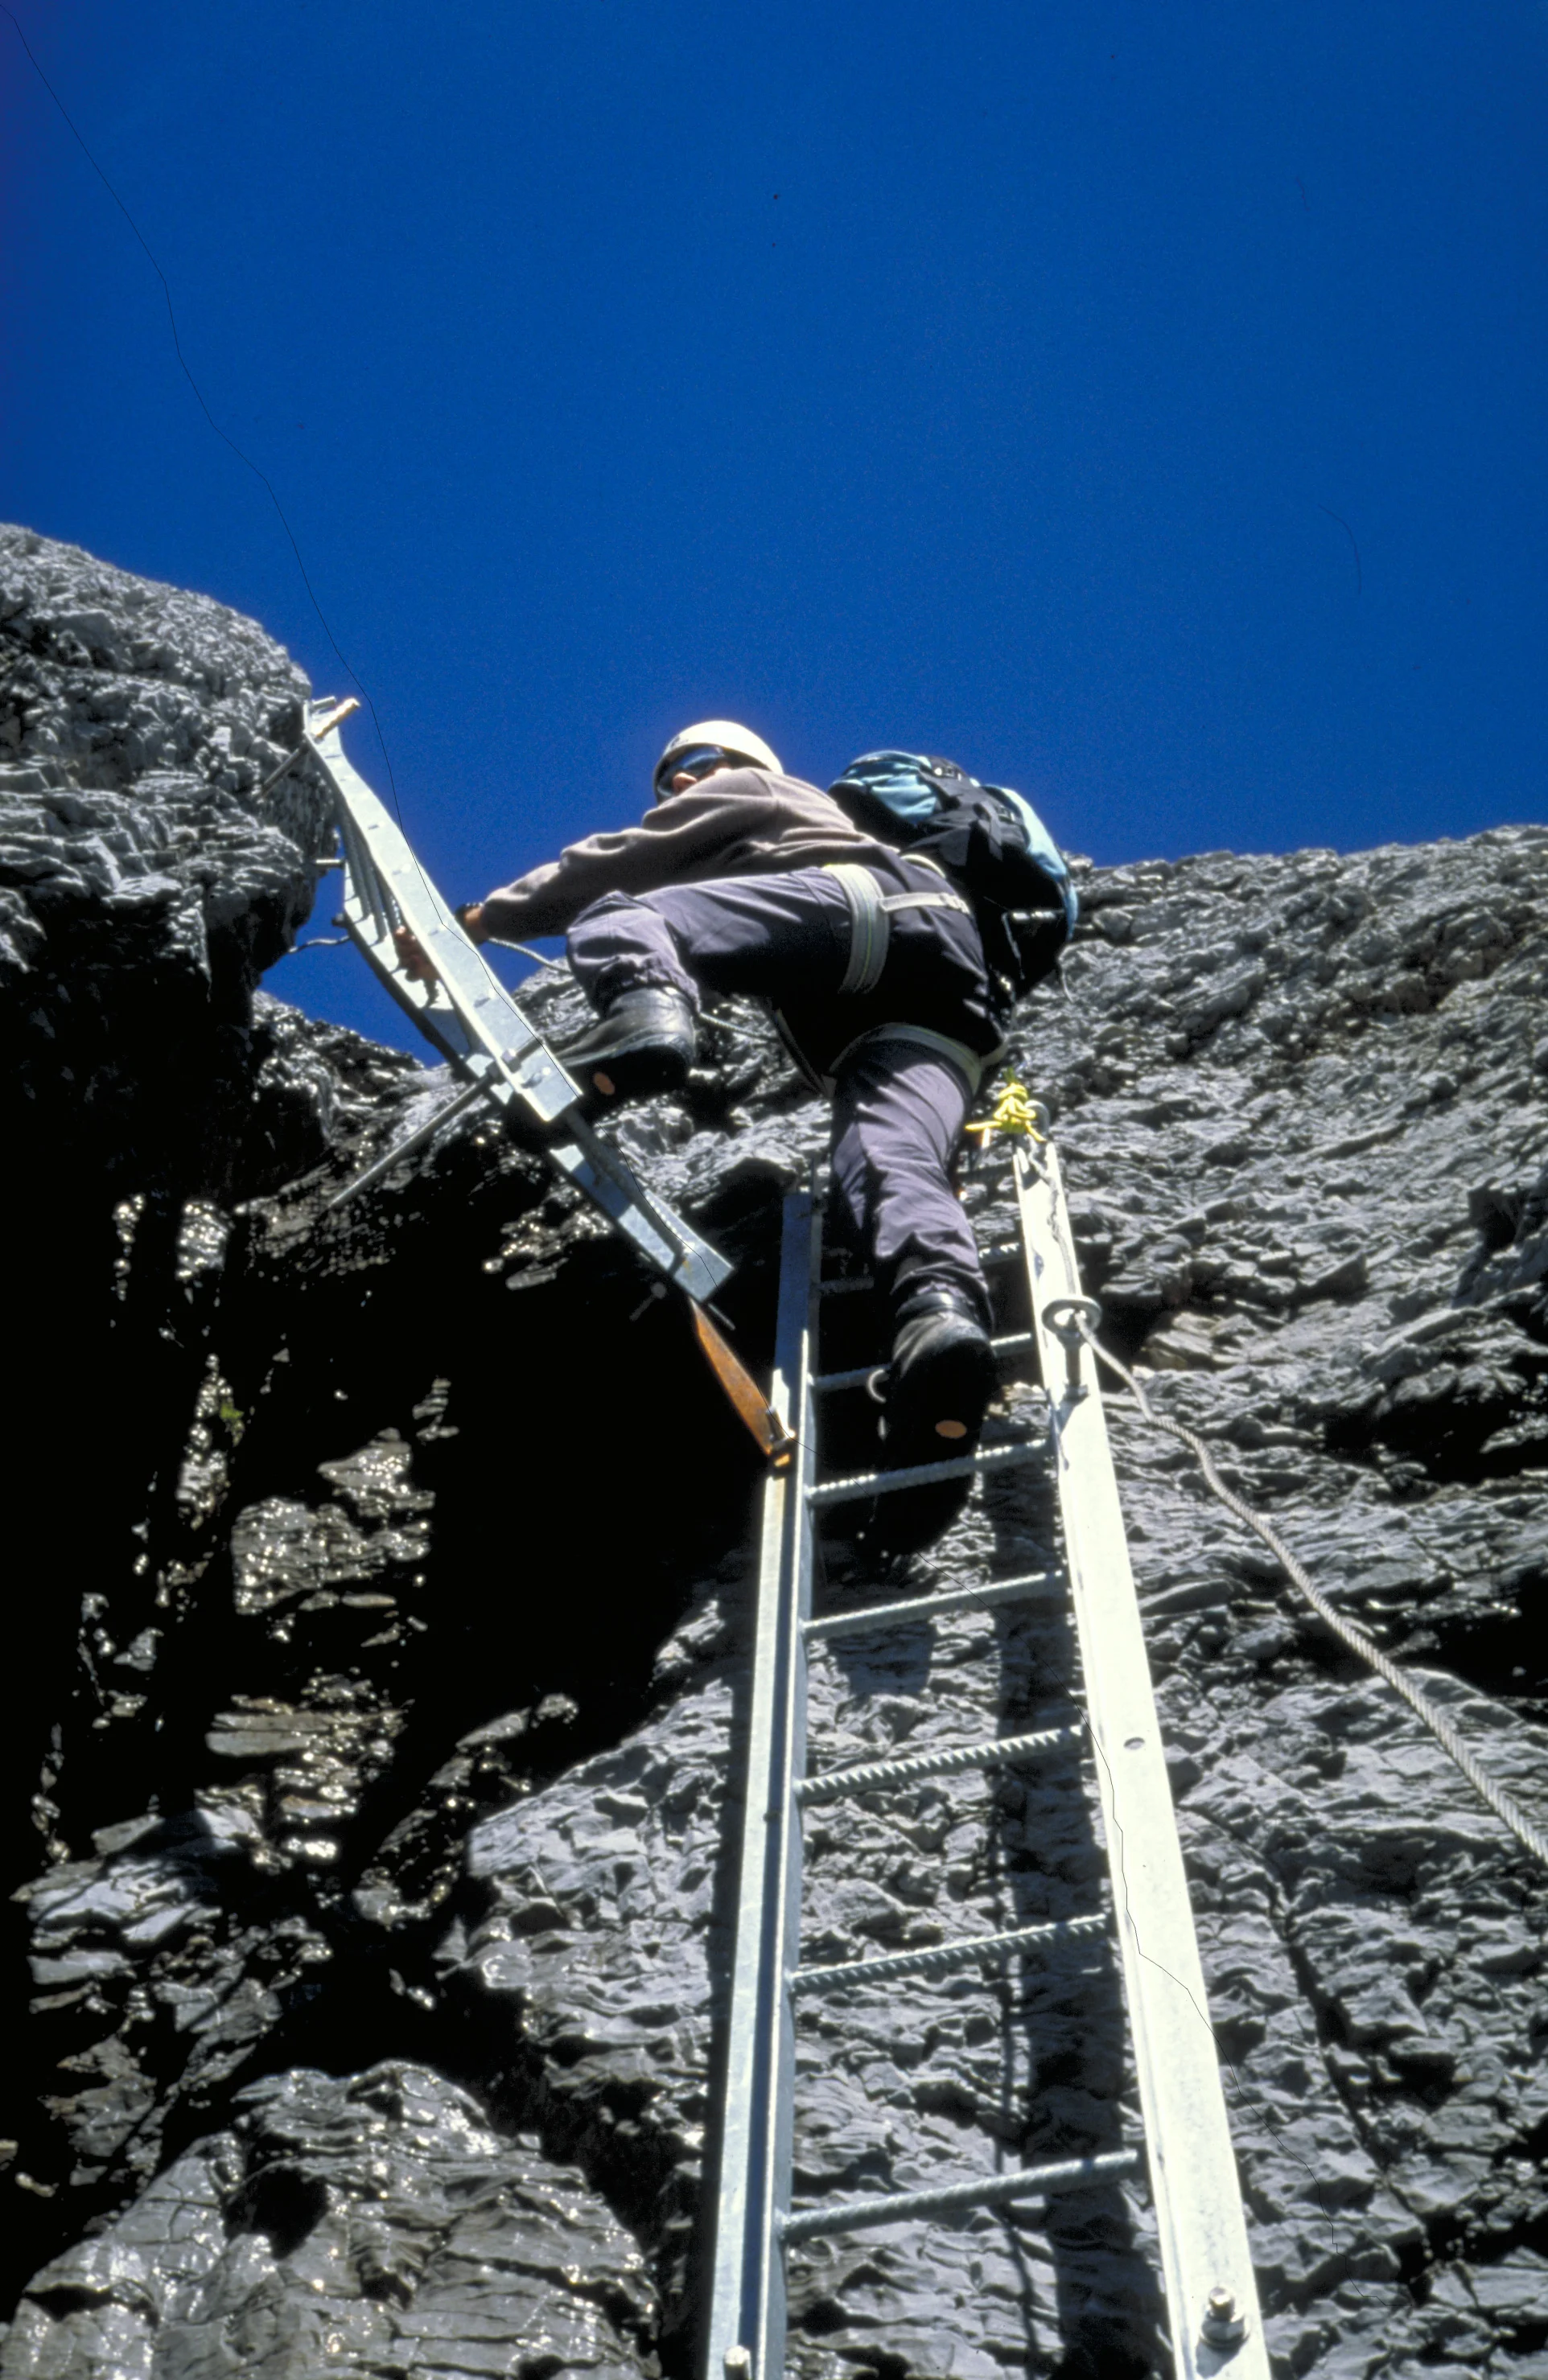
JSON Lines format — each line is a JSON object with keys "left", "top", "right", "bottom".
{"left": 817, "top": 1239, "right": 1023, "bottom": 1297}
{"left": 792, "top": 1911, "right": 1108, "bottom": 1996}
{"left": 780, "top": 2148, "right": 1141, "bottom": 2243}
{"left": 813, "top": 1329, "right": 1035, "bottom": 1393}
{"left": 809, "top": 1437, "right": 1040, "bottom": 1506}
{"left": 798, "top": 1721, "right": 1082, "bottom": 1807}
{"left": 803, "top": 1570, "right": 1060, "bottom": 1642}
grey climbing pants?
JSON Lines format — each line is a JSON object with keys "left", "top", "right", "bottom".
{"left": 566, "top": 857, "right": 1003, "bottom": 1326}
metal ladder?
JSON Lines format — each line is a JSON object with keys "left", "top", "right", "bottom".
{"left": 302, "top": 696, "right": 732, "bottom": 1308}
{"left": 706, "top": 1130, "right": 1268, "bottom": 2380}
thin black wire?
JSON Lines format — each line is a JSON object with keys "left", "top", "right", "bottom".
{"left": 1316, "top": 504, "right": 1363, "bottom": 598}
{"left": 2, "top": 2, "right": 401, "bottom": 814}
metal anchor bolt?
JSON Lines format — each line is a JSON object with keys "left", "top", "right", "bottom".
{"left": 724, "top": 2349, "right": 753, "bottom": 2380}
{"left": 1041, "top": 1297, "right": 1103, "bottom": 1401}
{"left": 1200, "top": 2284, "right": 1247, "bottom": 2345}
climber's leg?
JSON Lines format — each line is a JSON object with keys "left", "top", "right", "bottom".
{"left": 566, "top": 869, "right": 853, "bottom": 1013}
{"left": 559, "top": 872, "right": 853, "bottom": 1106}
{"left": 829, "top": 1038, "right": 990, "bottom": 1330}
{"left": 830, "top": 1038, "right": 996, "bottom": 1549}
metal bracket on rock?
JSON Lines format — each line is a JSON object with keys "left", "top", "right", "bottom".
{"left": 692, "top": 1303, "right": 799, "bottom": 1468}
{"left": 1043, "top": 1295, "right": 1103, "bottom": 1401}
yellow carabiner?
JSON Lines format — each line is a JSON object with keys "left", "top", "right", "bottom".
{"left": 965, "top": 1075, "right": 1047, "bottom": 1147}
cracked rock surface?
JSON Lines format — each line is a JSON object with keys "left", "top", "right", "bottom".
{"left": 2, "top": 528, "right": 1546, "bottom": 2376}
{"left": 4, "top": 2062, "right": 655, "bottom": 2378}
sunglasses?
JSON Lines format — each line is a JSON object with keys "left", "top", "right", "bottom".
{"left": 657, "top": 746, "right": 727, "bottom": 791}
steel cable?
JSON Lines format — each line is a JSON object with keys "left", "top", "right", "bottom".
{"left": 1082, "top": 1327, "right": 1548, "bottom": 1872}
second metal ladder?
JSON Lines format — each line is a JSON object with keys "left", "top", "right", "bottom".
{"left": 706, "top": 1128, "right": 1267, "bottom": 2379}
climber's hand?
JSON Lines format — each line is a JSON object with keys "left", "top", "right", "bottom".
{"left": 393, "top": 925, "right": 438, "bottom": 984}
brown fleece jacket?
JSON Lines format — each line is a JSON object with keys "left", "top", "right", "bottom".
{"left": 477, "top": 767, "right": 900, "bottom": 942}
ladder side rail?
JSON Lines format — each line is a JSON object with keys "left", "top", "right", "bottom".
{"left": 330, "top": 773, "right": 520, "bottom": 1075}
{"left": 331, "top": 726, "right": 534, "bottom": 1050}
{"left": 331, "top": 785, "right": 466, "bottom": 1057}
{"left": 326, "top": 744, "right": 481, "bottom": 1065}
{"left": 336, "top": 874, "right": 476, "bottom": 1072}
{"left": 707, "top": 1186, "right": 820, "bottom": 2380}
{"left": 335, "top": 799, "right": 392, "bottom": 949}
{"left": 310, "top": 713, "right": 574, "bottom": 1124}
{"left": 761, "top": 1190, "right": 821, "bottom": 2380}
{"left": 1016, "top": 1144, "right": 1267, "bottom": 2379}
{"left": 546, "top": 1120, "right": 733, "bottom": 1298}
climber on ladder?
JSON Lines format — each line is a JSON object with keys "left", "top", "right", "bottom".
{"left": 395, "top": 724, "right": 1077, "bottom": 1543}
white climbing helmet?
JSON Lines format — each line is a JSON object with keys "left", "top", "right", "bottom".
{"left": 653, "top": 719, "right": 783, "bottom": 799}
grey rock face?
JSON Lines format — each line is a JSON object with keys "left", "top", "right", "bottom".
{"left": 3, "top": 531, "right": 1546, "bottom": 2375}
{"left": 0, "top": 524, "right": 333, "bottom": 1196}
{"left": 0, "top": 532, "right": 418, "bottom": 2215}
{"left": 2, "top": 2063, "right": 656, "bottom": 2378}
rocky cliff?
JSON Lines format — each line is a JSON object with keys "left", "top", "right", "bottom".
{"left": 2, "top": 524, "right": 1545, "bottom": 2378}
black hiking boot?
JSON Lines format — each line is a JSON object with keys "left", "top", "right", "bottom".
{"left": 866, "top": 1294, "right": 997, "bottom": 1552}
{"left": 558, "top": 989, "right": 697, "bottom": 1108}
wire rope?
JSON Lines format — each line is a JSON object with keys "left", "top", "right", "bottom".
{"left": 1083, "top": 1324, "right": 1548, "bottom": 1873}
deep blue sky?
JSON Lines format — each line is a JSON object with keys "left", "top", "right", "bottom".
{"left": 4, "top": 1, "right": 1545, "bottom": 1051}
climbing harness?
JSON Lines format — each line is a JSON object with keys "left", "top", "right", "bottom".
{"left": 706, "top": 1124, "right": 1268, "bottom": 2380}
{"left": 303, "top": 698, "right": 793, "bottom": 1464}
{"left": 825, "top": 1020, "right": 997, "bottom": 1100}
{"left": 1081, "top": 1324, "right": 1548, "bottom": 1875}
{"left": 822, "top": 858, "right": 974, "bottom": 997}
{"left": 767, "top": 859, "right": 990, "bottom": 1099}
{"left": 771, "top": 1013, "right": 996, "bottom": 1104}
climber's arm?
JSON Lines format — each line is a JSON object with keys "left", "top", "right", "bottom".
{"left": 392, "top": 776, "right": 778, "bottom": 983}
{"left": 477, "top": 779, "right": 778, "bottom": 941}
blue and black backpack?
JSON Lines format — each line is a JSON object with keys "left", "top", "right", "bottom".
{"left": 827, "top": 751, "right": 1079, "bottom": 995}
